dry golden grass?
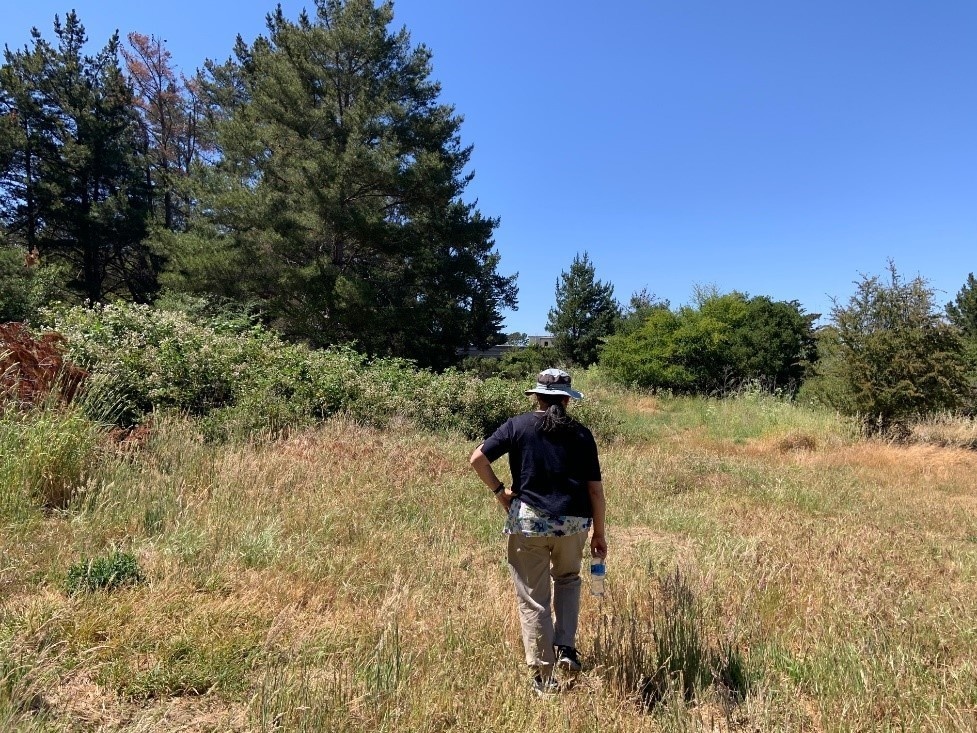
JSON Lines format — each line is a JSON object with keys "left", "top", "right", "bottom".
{"left": 908, "top": 414, "right": 977, "bottom": 450}
{"left": 2, "top": 403, "right": 977, "bottom": 731}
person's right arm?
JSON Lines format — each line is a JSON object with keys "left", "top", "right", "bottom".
{"left": 587, "top": 480, "right": 607, "bottom": 558}
{"left": 469, "top": 445, "right": 514, "bottom": 513}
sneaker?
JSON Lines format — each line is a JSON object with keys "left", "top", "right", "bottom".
{"left": 532, "top": 674, "right": 561, "bottom": 697}
{"left": 555, "top": 645, "right": 582, "bottom": 673}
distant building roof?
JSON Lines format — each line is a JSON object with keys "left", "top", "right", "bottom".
{"left": 456, "top": 344, "right": 517, "bottom": 358}
{"left": 456, "top": 336, "right": 555, "bottom": 358}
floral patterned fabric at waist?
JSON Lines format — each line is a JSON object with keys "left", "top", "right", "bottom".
{"left": 503, "top": 497, "right": 592, "bottom": 537}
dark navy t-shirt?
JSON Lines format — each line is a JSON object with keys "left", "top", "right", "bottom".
{"left": 481, "top": 411, "right": 602, "bottom": 518}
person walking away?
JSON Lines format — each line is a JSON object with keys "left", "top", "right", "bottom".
{"left": 469, "top": 368, "right": 607, "bottom": 696}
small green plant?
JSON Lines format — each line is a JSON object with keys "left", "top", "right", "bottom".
{"left": 65, "top": 551, "right": 144, "bottom": 594}
{"left": 100, "top": 636, "right": 255, "bottom": 700}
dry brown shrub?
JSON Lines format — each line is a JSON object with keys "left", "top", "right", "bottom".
{"left": 0, "top": 322, "right": 87, "bottom": 407}
{"left": 107, "top": 418, "right": 155, "bottom": 452}
{"left": 775, "top": 432, "right": 818, "bottom": 453}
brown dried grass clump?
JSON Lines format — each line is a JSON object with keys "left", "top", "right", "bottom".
{"left": 775, "top": 432, "right": 818, "bottom": 453}
{"left": 107, "top": 419, "right": 155, "bottom": 452}
{"left": 0, "top": 322, "right": 87, "bottom": 407}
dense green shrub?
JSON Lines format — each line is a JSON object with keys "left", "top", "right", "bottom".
{"left": 459, "top": 346, "right": 554, "bottom": 380}
{"left": 45, "top": 303, "right": 249, "bottom": 423}
{"left": 600, "top": 291, "right": 816, "bottom": 394}
{"left": 0, "top": 247, "right": 75, "bottom": 323}
{"left": 600, "top": 307, "right": 693, "bottom": 390}
{"left": 804, "top": 265, "right": 970, "bottom": 432}
{"left": 499, "top": 346, "right": 557, "bottom": 379}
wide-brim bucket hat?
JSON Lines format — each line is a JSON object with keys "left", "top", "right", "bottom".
{"left": 524, "top": 368, "right": 584, "bottom": 400}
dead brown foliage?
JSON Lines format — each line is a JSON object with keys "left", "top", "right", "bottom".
{"left": 775, "top": 432, "right": 818, "bottom": 452}
{"left": 0, "top": 322, "right": 87, "bottom": 407}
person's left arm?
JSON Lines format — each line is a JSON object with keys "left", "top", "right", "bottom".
{"left": 587, "top": 480, "right": 607, "bottom": 558}
{"left": 583, "top": 430, "right": 607, "bottom": 557}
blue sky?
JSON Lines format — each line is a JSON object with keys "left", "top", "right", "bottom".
{"left": 4, "top": 1, "right": 975, "bottom": 334}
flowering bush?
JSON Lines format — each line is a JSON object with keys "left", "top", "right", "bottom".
{"left": 38, "top": 303, "right": 552, "bottom": 440}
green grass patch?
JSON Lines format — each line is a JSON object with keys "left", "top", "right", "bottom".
{"left": 65, "top": 551, "right": 144, "bottom": 594}
{"left": 0, "top": 406, "right": 105, "bottom": 516}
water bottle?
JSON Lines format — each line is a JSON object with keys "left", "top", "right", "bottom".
{"left": 590, "top": 555, "right": 606, "bottom": 596}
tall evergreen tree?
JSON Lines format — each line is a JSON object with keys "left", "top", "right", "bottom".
{"left": 545, "top": 251, "right": 620, "bottom": 366}
{"left": 946, "top": 273, "right": 977, "bottom": 406}
{"left": 178, "top": 0, "right": 515, "bottom": 367}
{"left": 946, "top": 273, "right": 977, "bottom": 340}
{"left": 0, "top": 26, "right": 48, "bottom": 254}
{"left": 0, "top": 12, "right": 153, "bottom": 303}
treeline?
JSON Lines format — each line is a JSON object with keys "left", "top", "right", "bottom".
{"left": 531, "top": 254, "right": 977, "bottom": 432}
{"left": 0, "top": 1, "right": 515, "bottom": 368}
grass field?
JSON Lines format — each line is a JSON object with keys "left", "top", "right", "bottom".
{"left": 2, "top": 387, "right": 977, "bottom": 731}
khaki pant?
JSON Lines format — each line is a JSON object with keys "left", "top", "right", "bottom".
{"left": 506, "top": 531, "right": 588, "bottom": 668}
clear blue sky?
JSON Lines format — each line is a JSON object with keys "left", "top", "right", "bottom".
{"left": 5, "top": 1, "right": 975, "bottom": 334}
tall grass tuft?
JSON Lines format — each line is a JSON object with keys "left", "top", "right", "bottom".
{"left": 593, "top": 567, "right": 751, "bottom": 712}
{"left": 650, "top": 566, "right": 712, "bottom": 702}
{"left": 252, "top": 661, "right": 357, "bottom": 732}
{"left": 0, "top": 403, "right": 105, "bottom": 515}
{"left": 0, "top": 645, "right": 58, "bottom": 731}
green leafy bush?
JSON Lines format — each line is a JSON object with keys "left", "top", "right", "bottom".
{"left": 66, "top": 551, "right": 144, "bottom": 594}
{"left": 0, "top": 246, "right": 75, "bottom": 323}
{"left": 40, "top": 303, "right": 541, "bottom": 440}
{"left": 44, "top": 302, "right": 264, "bottom": 424}
{"left": 459, "top": 346, "right": 554, "bottom": 380}
{"left": 601, "top": 291, "right": 817, "bottom": 395}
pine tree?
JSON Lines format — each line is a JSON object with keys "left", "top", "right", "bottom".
{"left": 0, "top": 12, "right": 153, "bottom": 302}
{"left": 122, "top": 32, "right": 209, "bottom": 232}
{"left": 180, "top": 0, "right": 515, "bottom": 367}
{"left": 545, "top": 251, "right": 620, "bottom": 366}
{"left": 946, "top": 273, "right": 977, "bottom": 340}
{"left": 946, "top": 273, "right": 977, "bottom": 405}
{"left": 0, "top": 27, "right": 48, "bottom": 253}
